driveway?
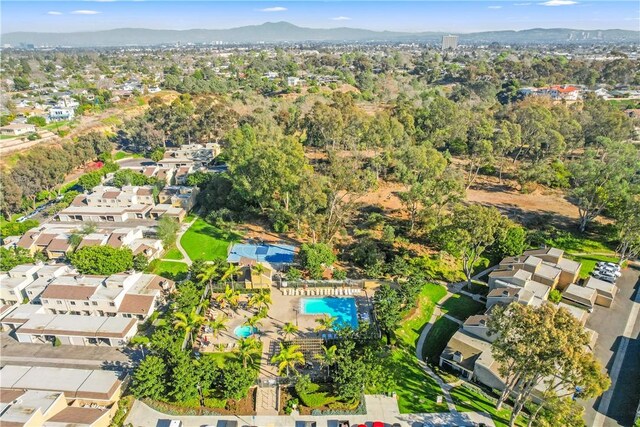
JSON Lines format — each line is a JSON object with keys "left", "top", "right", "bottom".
{"left": 584, "top": 264, "right": 640, "bottom": 427}
{"left": 126, "top": 395, "right": 496, "bottom": 427}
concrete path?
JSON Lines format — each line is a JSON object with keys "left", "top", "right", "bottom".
{"left": 175, "top": 216, "right": 198, "bottom": 266}
{"left": 414, "top": 291, "right": 459, "bottom": 413}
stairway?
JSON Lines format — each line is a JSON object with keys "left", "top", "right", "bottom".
{"left": 255, "top": 385, "right": 279, "bottom": 415}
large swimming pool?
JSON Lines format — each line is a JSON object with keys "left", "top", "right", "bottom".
{"left": 301, "top": 297, "right": 358, "bottom": 329}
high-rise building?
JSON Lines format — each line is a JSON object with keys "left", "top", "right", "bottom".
{"left": 442, "top": 35, "right": 459, "bottom": 50}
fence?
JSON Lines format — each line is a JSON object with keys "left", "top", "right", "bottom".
{"left": 283, "top": 279, "right": 365, "bottom": 289}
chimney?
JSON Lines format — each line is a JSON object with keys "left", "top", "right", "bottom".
{"left": 453, "top": 351, "right": 464, "bottom": 363}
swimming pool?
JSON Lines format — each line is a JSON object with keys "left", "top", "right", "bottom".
{"left": 301, "top": 297, "right": 358, "bottom": 329}
{"left": 234, "top": 325, "right": 256, "bottom": 338}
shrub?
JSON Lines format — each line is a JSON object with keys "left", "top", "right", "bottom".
{"left": 548, "top": 289, "right": 562, "bottom": 303}
{"left": 53, "top": 337, "right": 61, "bottom": 347}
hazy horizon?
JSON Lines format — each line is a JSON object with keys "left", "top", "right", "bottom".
{"left": 2, "top": 1, "right": 638, "bottom": 34}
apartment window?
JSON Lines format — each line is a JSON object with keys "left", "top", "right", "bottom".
{"left": 92, "top": 301, "right": 98, "bottom": 306}
{"left": 57, "top": 300, "right": 62, "bottom": 305}
{"left": 70, "top": 301, "right": 76, "bottom": 305}
{"left": 84, "top": 301, "right": 89, "bottom": 306}
{"left": 41, "top": 299, "right": 48, "bottom": 304}
{"left": 109, "top": 302, "right": 116, "bottom": 307}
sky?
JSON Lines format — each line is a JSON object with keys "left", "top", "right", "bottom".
{"left": 1, "top": 1, "right": 638, "bottom": 34}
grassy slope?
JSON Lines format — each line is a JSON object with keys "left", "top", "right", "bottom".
{"left": 152, "top": 260, "right": 189, "bottom": 281}
{"left": 451, "top": 386, "right": 526, "bottom": 427}
{"left": 180, "top": 218, "right": 241, "bottom": 261}
{"left": 392, "top": 283, "right": 449, "bottom": 413}
{"left": 163, "top": 247, "right": 184, "bottom": 260}
{"left": 422, "top": 317, "right": 460, "bottom": 363}
{"left": 439, "top": 294, "right": 486, "bottom": 321}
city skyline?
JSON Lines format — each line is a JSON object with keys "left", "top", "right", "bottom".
{"left": 2, "top": 1, "right": 638, "bottom": 34}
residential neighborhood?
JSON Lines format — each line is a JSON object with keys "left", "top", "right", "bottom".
{"left": 0, "top": 5, "right": 639, "bottom": 427}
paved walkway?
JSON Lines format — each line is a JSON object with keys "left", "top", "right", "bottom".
{"left": 174, "top": 216, "right": 197, "bottom": 266}
{"left": 125, "top": 395, "right": 496, "bottom": 427}
{"left": 414, "top": 290, "right": 459, "bottom": 413}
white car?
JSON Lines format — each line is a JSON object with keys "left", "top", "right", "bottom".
{"left": 592, "top": 272, "right": 617, "bottom": 283}
{"left": 594, "top": 266, "right": 621, "bottom": 277}
{"left": 597, "top": 262, "right": 621, "bottom": 271}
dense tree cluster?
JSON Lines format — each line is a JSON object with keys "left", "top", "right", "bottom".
{"left": 0, "top": 132, "right": 113, "bottom": 218}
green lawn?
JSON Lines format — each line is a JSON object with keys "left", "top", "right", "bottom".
{"left": 422, "top": 317, "right": 461, "bottom": 363}
{"left": 180, "top": 218, "right": 241, "bottom": 261}
{"left": 440, "top": 294, "right": 486, "bottom": 321}
{"left": 114, "top": 151, "right": 143, "bottom": 161}
{"left": 450, "top": 385, "right": 526, "bottom": 427}
{"left": 388, "top": 348, "right": 449, "bottom": 413}
{"left": 151, "top": 260, "right": 189, "bottom": 281}
{"left": 43, "top": 120, "right": 71, "bottom": 131}
{"left": 163, "top": 247, "right": 184, "bottom": 260}
{"left": 395, "top": 283, "right": 447, "bottom": 350}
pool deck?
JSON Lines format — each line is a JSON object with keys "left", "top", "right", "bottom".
{"left": 198, "top": 286, "right": 373, "bottom": 379}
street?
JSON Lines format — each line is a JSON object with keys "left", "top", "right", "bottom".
{"left": 584, "top": 264, "right": 640, "bottom": 427}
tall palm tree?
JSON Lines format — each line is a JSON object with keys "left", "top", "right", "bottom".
{"left": 281, "top": 322, "right": 299, "bottom": 341}
{"left": 314, "top": 314, "right": 337, "bottom": 333}
{"left": 207, "top": 314, "right": 228, "bottom": 339}
{"left": 235, "top": 336, "right": 261, "bottom": 368}
{"left": 271, "top": 343, "right": 305, "bottom": 377}
{"left": 251, "top": 263, "right": 267, "bottom": 288}
{"left": 315, "top": 344, "right": 338, "bottom": 377}
{"left": 215, "top": 285, "right": 240, "bottom": 313}
{"left": 221, "top": 263, "right": 243, "bottom": 289}
{"left": 196, "top": 263, "right": 220, "bottom": 295}
{"left": 248, "top": 290, "right": 272, "bottom": 311}
{"left": 173, "top": 308, "right": 205, "bottom": 346}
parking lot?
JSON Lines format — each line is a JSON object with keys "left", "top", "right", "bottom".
{"left": 584, "top": 264, "right": 640, "bottom": 427}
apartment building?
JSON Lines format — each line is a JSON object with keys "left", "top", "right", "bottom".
{"left": 39, "top": 271, "right": 172, "bottom": 320}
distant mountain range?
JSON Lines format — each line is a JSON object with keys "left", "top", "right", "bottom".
{"left": 2, "top": 22, "right": 639, "bottom": 47}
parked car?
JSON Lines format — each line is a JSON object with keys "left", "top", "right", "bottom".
{"left": 337, "top": 421, "right": 350, "bottom": 427}
{"left": 597, "top": 262, "right": 621, "bottom": 271}
{"left": 16, "top": 216, "right": 26, "bottom": 223}
{"left": 372, "top": 422, "right": 385, "bottom": 427}
{"left": 592, "top": 272, "right": 617, "bottom": 283}
{"left": 594, "top": 266, "right": 621, "bottom": 277}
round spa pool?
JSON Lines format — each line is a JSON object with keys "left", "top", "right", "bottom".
{"left": 234, "top": 325, "right": 257, "bottom": 338}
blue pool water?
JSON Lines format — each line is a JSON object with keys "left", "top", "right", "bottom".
{"left": 234, "top": 325, "right": 256, "bottom": 338}
{"left": 301, "top": 297, "right": 358, "bottom": 329}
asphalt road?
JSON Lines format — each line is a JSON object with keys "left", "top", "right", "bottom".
{"left": 584, "top": 264, "right": 640, "bottom": 427}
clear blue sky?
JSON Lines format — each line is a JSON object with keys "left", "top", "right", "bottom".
{"left": 2, "top": 1, "right": 638, "bottom": 33}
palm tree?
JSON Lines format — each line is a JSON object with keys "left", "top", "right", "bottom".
{"left": 196, "top": 263, "right": 220, "bottom": 295}
{"left": 281, "top": 322, "right": 299, "bottom": 341}
{"left": 221, "top": 263, "right": 243, "bottom": 289}
{"left": 173, "top": 308, "right": 205, "bottom": 346}
{"left": 215, "top": 285, "right": 240, "bottom": 313}
{"left": 271, "top": 343, "right": 305, "bottom": 377}
{"left": 207, "top": 314, "right": 228, "bottom": 339}
{"left": 235, "top": 336, "right": 261, "bottom": 368}
{"left": 251, "top": 263, "right": 267, "bottom": 288}
{"left": 248, "top": 290, "right": 272, "bottom": 311}
{"left": 314, "top": 314, "right": 337, "bottom": 333}
{"left": 315, "top": 344, "right": 338, "bottom": 377}
{"left": 244, "top": 315, "right": 263, "bottom": 332}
